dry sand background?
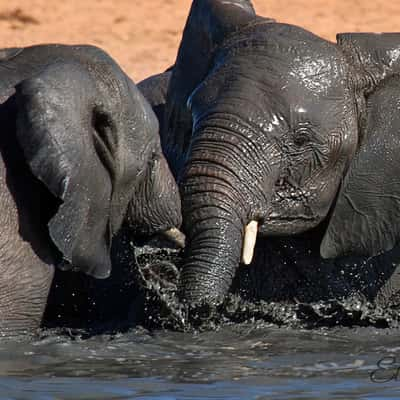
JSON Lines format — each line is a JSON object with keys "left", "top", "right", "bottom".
{"left": 0, "top": 1, "right": 399, "bottom": 82}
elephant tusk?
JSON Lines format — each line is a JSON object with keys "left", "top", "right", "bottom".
{"left": 242, "top": 221, "right": 258, "bottom": 265}
{"left": 162, "top": 228, "right": 186, "bottom": 249}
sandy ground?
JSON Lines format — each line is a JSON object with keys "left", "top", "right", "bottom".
{"left": 0, "top": 1, "right": 399, "bottom": 82}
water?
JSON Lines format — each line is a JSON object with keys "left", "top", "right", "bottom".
{"left": 3, "top": 243, "right": 400, "bottom": 399}
{"left": 0, "top": 325, "right": 399, "bottom": 399}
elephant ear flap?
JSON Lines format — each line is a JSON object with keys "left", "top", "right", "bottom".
{"left": 15, "top": 62, "right": 113, "bottom": 278}
{"left": 321, "top": 33, "right": 400, "bottom": 259}
{"left": 138, "top": 70, "right": 172, "bottom": 109}
{"left": 337, "top": 33, "right": 400, "bottom": 89}
{"left": 163, "top": 0, "right": 257, "bottom": 177}
{"left": 320, "top": 79, "right": 400, "bottom": 259}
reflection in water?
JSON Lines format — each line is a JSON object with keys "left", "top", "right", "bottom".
{"left": 0, "top": 325, "right": 399, "bottom": 398}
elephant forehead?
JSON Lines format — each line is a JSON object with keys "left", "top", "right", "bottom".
{"left": 223, "top": 46, "right": 348, "bottom": 101}
{"left": 234, "top": 23, "right": 349, "bottom": 96}
{"left": 285, "top": 55, "right": 346, "bottom": 96}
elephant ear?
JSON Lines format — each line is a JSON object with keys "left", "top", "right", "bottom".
{"left": 321, "top": 33, "right": 400, "bottom": 259}
{"left": 15, "top": 62, "right": 113, "bottom": 278}
{"left": 138, "top": 69, "right": 172, "bottom": 109}
{"left": 163, "top": 0, "right": 257, "bottom": 178}
{"left": 138, "top": 69, "right": 172, "bottom": 147}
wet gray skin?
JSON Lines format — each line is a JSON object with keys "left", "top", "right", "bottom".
{"left": 0, "top": 44, "right": 182, "bottom": 336}
{"left": 141, "top": 0, "right": 400, "bottom": 308}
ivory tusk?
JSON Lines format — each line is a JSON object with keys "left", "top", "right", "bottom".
{"left": 242, "top": 221, "right": 258, "bottom": 265}
{"left": 161, "top": 228, "right": 186, "bottom": 248}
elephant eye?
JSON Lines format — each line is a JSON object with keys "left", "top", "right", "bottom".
{"left": 293, "top": 125, "right": 312, "bottom": 146}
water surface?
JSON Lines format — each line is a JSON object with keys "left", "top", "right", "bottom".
{"left": 0, "top": 325, "right": 399, "bottom": 399}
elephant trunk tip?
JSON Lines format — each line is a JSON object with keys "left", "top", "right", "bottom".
{"left": 179, "top": 286, "right": 226, "bottom": 307}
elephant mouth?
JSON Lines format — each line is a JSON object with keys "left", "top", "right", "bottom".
{"left": 261, "top": 216, "right": 320, "bottom": 235}
{"left": 241, "top": 214, "right": 319, "bottom": 266}
{"left": 260, "top": 188, "right": 321, "bottom": 235}
{"left": 272, "top": 177, "right": 310, "bottom": 203}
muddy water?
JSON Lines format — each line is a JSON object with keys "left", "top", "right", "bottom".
{"left": 0, "top": 325, "right": 398, "bottom": 399}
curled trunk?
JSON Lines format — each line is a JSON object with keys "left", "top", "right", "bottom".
{"left": 127, "top": 153, "right": 182, "bottom": 236}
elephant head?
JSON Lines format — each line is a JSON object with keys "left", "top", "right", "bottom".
{"left": 163, "top": 0, "right": 400, "bottom": 304}
{"left": 3, "top": 44, "right": 182, "bottom": 279}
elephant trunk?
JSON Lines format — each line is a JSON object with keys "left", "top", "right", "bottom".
{"left": 180, "top": 176, "right": 246, "bottom": 304}
{"left": 127, "top": 153, "right": 182, "bottom": 237}
{"left": 179, "top": 118, "right": 280, "bottom": 304}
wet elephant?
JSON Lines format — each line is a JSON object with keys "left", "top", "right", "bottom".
{"left": 143, "top": 0, "right": 400, "bottom": 307}
{"left": 0, "top": 44, "right": 182, "bottom": 334}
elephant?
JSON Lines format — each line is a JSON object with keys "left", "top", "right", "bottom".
{"left": 0, "top": 44, "right": 182, "bottom": 335}
{"left": 138, "top": 68, "right": 172, "bottom": 139}
{"left": 141, "top": 0, "right": 400, "bottom": 308}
